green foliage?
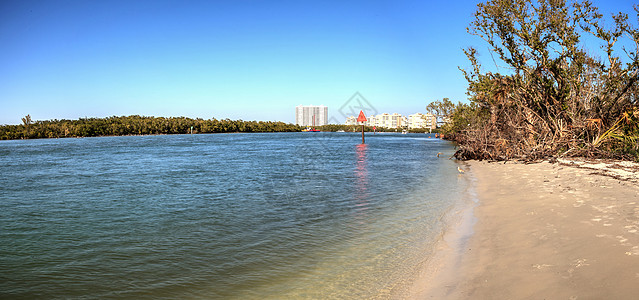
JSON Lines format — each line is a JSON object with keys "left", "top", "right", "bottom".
{"left": 592, "top": 108, "right": 639, "bottom": 159}
{"left": 450, "top": 0, "right": 639, "bottom": 161}
{"left": 0, "top": 115, "right": 302, "bottom": 140}
{"left": 426, "top": 98, "right": 455, "bottom": 118}
{"left": 21, "top": 115, "right": 32, "bottom": 126}
{"left": 316, "top": 124, "right": 359, "bottom": 132}
{"left": 442, "top": 102, "right": 489, "bottom": 135}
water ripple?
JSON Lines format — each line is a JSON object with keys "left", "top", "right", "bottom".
{"left": 0, "top": 133, "right": 466, "bottom": 299}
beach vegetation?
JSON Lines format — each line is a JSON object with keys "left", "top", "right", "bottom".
{"left": 0, "top": 115, "right": 301, "bottom": 140}
{"left": 439, "top": 0, "right": 639, "bottom": 161}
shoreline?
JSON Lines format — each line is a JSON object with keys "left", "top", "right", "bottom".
{"left": 407, "top": 161, "right": 478, "bottom": 298}
{"left": 414, "top": 159, "right": 639, "bottom": 298}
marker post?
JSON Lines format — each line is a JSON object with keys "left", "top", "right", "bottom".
{"left": 357, "top": 110, "right": 367, "bottom": 144}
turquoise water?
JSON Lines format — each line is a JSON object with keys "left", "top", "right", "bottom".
{"left": 0, "top": 132, "right": 470, "bottom": 299}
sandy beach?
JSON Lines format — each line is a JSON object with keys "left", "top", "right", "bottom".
{"left": 413, "top": 159, "right": 639, "bottom": 299}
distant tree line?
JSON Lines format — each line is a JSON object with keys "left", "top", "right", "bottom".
{"left": 432, "top": 0, "right": 638, "bottom": 161}
{"left": 0, "top": 115, "right": 301, "bottom": 140}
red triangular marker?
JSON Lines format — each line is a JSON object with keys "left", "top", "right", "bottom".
{"left": 357, "top": 110, "right": 367, "bottom": 122}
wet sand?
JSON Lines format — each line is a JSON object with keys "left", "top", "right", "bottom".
{"left": 413, "top": 160, "right": 639, "bottom": 299}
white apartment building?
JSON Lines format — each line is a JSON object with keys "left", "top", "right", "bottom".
{"left": 376, "top": 113, "right": 391, "bottom": 128}
{"left": 345, "top": 112, "right": 436, "bottom": 129}
{"left": 379, "top": 113, "right": 405, "bottom": 128}
{"left": 295, "top": 105, "right": 328, "bottom": 127}
{"left": 365, "top": 115, "right": 378, "bottom": 127}
{"left": 399, "top": 115, "right": 408, "bottom": 128}
{"left": 408, "top": 113, "right": 437, "bottom": 129}
{"left": 424, "top": 113, "right": 437, "bottom": 129}
{"left": 345, "top": 113, "right": 406, "bottom": 128}
{"left": 345, "top": 116, "right": 357, "bottom": 125}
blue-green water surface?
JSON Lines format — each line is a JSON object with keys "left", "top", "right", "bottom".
{"left": 0, "top": 132, "right": 469, "bottom": 299}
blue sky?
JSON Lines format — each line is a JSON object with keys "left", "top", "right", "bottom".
{"left": 0, "top": 0, "right": 636, "bottom": 125}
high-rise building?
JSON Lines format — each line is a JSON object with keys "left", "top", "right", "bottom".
{"left": 295, "top": 105, "right": 328, "bottom": 127}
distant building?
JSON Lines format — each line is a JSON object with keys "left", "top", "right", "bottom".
{"left": 425, "top": 113, "right": 437, "bottom": 129}
{"left": 408, "top": 113, "right": 437, "bottom": 130}
{"left": 344, "top": 112, "right": 407, "bottom": 128}
{"left": 399, "top": 115, "right": 408, "bottom": 128}
{"left": 378, "top": 113, "right": 405, "bottom": 128}
{"left": 377, "top": 113, "right": 391, "bottom": 128}
{"left": 366, "top": 115, "right": 378, "bottom": 127}
{"left": 295, "top": 105, "right": 328, "bottom": 127}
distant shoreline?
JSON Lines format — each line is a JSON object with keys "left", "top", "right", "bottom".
{"left": 1, "top": 115, "right": 442, "bottom": 141}
{"left": 0, "top": 115, "right": 301, "bottom": 140}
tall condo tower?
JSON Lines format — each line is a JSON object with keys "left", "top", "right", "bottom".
{"left": 295, "top": 105, "right": 328, "bottom": 127}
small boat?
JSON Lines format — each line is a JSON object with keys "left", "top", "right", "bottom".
{"left": 302, "top": 115, "right": 321, "bottom": 132}
{"left": 401, "top": 129, "right": 407, "bottom": 134}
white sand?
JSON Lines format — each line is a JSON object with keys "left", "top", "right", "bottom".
{"left": 412, "top": 160, "right": 639, "bottom": 299}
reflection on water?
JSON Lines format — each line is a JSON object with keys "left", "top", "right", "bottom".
{"left": 354, "top": 144, "right": 369, "bottom": 219}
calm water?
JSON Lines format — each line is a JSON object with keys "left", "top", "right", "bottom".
{"left": 0, "top": 132, "right": 471, "bottom": 299}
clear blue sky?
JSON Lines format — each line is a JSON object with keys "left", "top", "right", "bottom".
{"left": 0, "top": 0, "right": 635, "bottom": 125}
